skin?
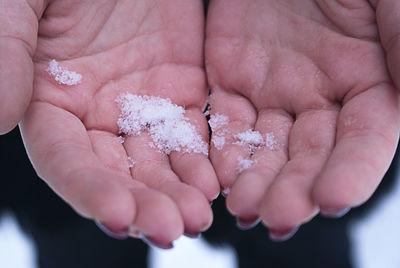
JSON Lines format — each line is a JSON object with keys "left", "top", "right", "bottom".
{"left": 205, "top": 0, "right": 400, "bottom": 238}
{"left": 1, "top": 0, "right": 400, "bottom": 245}
{"left": 1, "top": 0, "right": 219, "bottom": 246}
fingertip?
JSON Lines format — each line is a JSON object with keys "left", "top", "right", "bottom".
{"left": 312, "top": 162, "right": 383, "bottom": 212}
{"left": 260, "top": 180, "right": 318, "bottom": 229}
{"left": 129, "top": 188, "right": 184, "bottom": 244}
{"left": 269, "top": 226, "right": 300, "bottom": 242}
{"left": 169, "top": 152, "right": 220, "bottom": 201}
{"left": 92, "top": 191, "right": 136, "bottom": 233}
{"left": 195, "top": 160, "right": 221, "bottom": 202}
{"left": 236, "top": 216, "right": 260, "bottom": 230}
{"left": 0, "top": 93, "right": 31, "bottom": 135}
{"left": 225, "top": 172, "right": 261, "bottom": 217}
{"left": 95, "top": 220, "right": 130, "bottom": 240}
{"left": 159, "top": 182, "right": 214, "bottom": 233}
{"left": 319, "top": 207, "right": 351, "bottom": 218}
{"left": 60, "top": 170, "right": 136, "bottom": 231}
{"left": 0, "top": 119, "right": 18, "bottom": 135}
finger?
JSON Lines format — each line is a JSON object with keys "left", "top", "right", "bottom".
{"left": 0, "top": 1, "right": 46, "bottom": 134}
{"left": 260, "top": 108, "right": 338, "bottom": 230}
{"left": 20, "top": 102, "right": 136, "bottom": 231}
{"left": 374, "top": 0, "right": 400, "bottom": 90}
{"left": 226, "top": 109, "right": 292, "bottom": 223}
{"left": 128, "top": 186, "right": 184, "bottom": 247}
{"left": 124, "top": 133, "right": 213, "bottom": 235}
{"left": 87, "top": 130, "right": 131, "bottom": 175}
{"left": 87, "top": 129, "right": 183, "bottom": 244}
{"left": 209, "top": 90, "right": 257, "bottom": 192}
{"left": 169, "top": 108, "right": 220, "bottom": 201}
{"left": 313, "top": 84, "right": 400, "bottom": 214}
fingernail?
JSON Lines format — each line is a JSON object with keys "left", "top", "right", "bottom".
{"left": 320, "top": 207, "right": 351, "bottom": 218}
{"left": 95, "top": 220, "right": 129, "bottom": 240}
{"left": 236, "top": 216, "right": 260, "bottom": 230}
{"left": 269, "top": 226, "right": 299, "bottom": 242}
{"left": 184, "top": 230, "right": 201, "bottom": 239}
{"left": 139, "top": 233, "right": 174, "bottom": 249}
{"left": 221, "top": 187, "right": 231, "bottom": 197}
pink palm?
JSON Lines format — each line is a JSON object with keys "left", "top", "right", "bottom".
{"left": 205, "top": 0, "right": 400, "bottom": 239}
{"left": 7, "top": 0, "right": 219, "bottom": 247}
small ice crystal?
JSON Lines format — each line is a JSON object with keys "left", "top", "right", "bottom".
{"left": 127, "top": 157, "right": 135, "bottom": 168}
{"left": 203, "top": 105, "right": 211, "bottom": 116}
{"left": 116, "top": 93, "right": 208, "bottom": 155}
{"left": 47, "top": 59, "right": 82, "bottom": 86}
{"left": 221, "top": 187, "right": 230, "bottom": 197}
{"left": 116, "top": 136, "right": 125, "bottom": 144}
{"left": 237, "top": 157, "right": 257, "bottom": 173}
{"left": 212, "top": 135, "right": 226, "bottom": 150}
{"left": 209, "top": 113, "right": 229, "bottom": 132}
{"left": 234, "top": 130, "right": 277, "bottom": 153}
{"left": 234, "top": 129, "right": 264, "bottom": 153}
{"left": 265, "top": 132, "right": 278, "bottom": 150}
{"left": 234, "top": 130, "right": 264, "bottom": 146}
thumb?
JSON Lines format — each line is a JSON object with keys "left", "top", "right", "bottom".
{"left": 0, "top": 0, "right": 48, "bottom": 134}
{"left": 373, "top": 0, "right": 400, "bottom": 91}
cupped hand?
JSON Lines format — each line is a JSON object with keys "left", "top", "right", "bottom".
{"left": 11, "top": 0, "right": 219, "bottom": 247}
{"left": 205, "top": 0, "right": 400, "bottom": 240}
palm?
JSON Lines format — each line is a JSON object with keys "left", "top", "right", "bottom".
{"left": 20, "top": 0, "right": 218, "bottom": 246}
{"left": 206, "top": 0, "right": 399, "bottom": 236}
